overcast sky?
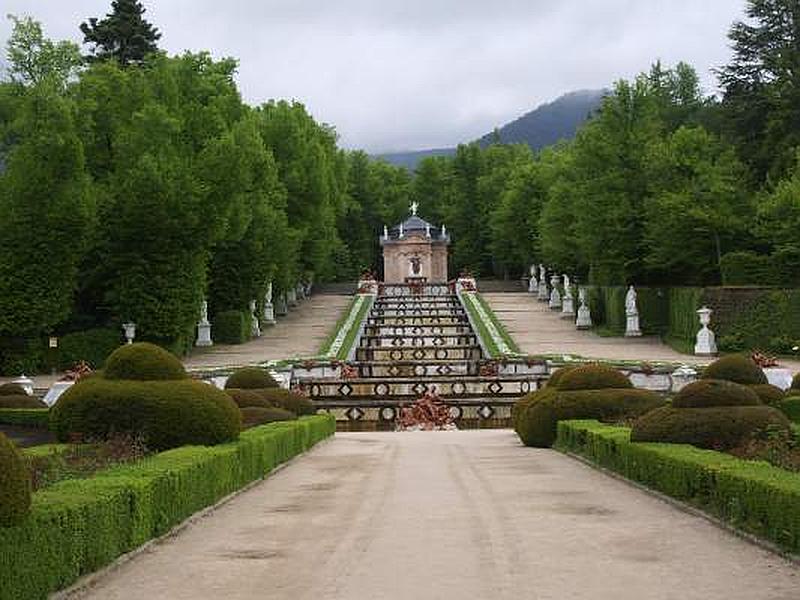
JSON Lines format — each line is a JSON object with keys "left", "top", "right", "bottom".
{"left": 0, "top": 1, "right": 746, "bottom": 153}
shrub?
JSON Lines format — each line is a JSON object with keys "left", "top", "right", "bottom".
{"left": 225, "top": 367, "right": 279, "bottom": 390}
{"left": 719, "top": 251, "right": 774, "bottom": 286}
{"left": 213, "top": 310, "right": 251, "bottom": 344}
{"left": 516, "top": 388, "right": 664, "bottom": 448}
{"left": 749, "top": 384, "right": 786, "bottom": 406}
{"left": 0, "top": 432, "right": 31, "bottom": 527}
{"left": 0, "top": 409, "right": 50, "bottom": 429}
{"left": 555, "top": 364, "right": 633, "bottom": 391}
{"left": 51, "top": 379, "right": 240, "bottom": 451}
{"left": 631, "top": 405, "right": 790, "bottom": 450}
{"left": 0, "top": 383, "right": 27, "bottom": 396}
{"left": 104, "top": 343, "right": 186, "bottom": 381}
{"left": 701, "top": 354, "right": 767, "bottom": 385}
{"left": 545, "top": 366, "right": 578, "bottom": 389}
{"left": 777, "top": 397, "right": 800, "bottom": 423}
{"left": 792, "top": 373, "right": 800, "bottom": 391}
{"left": 255, "top": 388, "right": 316, "bottom": 416}
{"left": 58, "top": 328, "right": 121, "bottom": 370}
{"left": 0, "top": 395, "right": 47, "bottom": 409}
{"left": 671, "top": 380, "right": 761, "bottom": 409}
{"left": 226, "top": 388, "right": 274, "bottom": 409}
{"left": 240, "top": 407, "right": 296, "bottom": 428}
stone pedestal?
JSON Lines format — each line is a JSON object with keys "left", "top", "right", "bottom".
{"left": 561, "top": 278, "right": 575, "bottom": 319}
{"left": 694, "top": 306, "right": 717, "bottom": 355}
{"left": 537, "top": 266, "right": 549, "bottom": 302}
{"left": 276, "top": 293, "right": 288, "bottom": 316}
{"left": 625, "top": 286, "right": 642, "bottom": 337}
{"left": 548, "top": 275, "right": 562, "bottom": 310}
{"left": 576, "top": 288, "right": 592, "bottom": 329}
{"left": 196, "top": 321, "right": 213, "bottom": 347}
{"left": 262, "top": 303, "right": 276, "bottom": 326}
{"left": 287, "top": 287, "right": 298, "bottom": 307}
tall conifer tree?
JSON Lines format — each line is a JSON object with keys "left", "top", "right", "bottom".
{"left": 80, "top": 0, "right": 161, "bottom": 66}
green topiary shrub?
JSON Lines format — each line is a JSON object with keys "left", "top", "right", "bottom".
{"left": 213, "top": 310, "right": 251, "bottom": 344}
{"left": 225, "top": 367, "right": 279, "bottom": 390}
{"left": 545, "top": 366, "right": 579, "bottom": 389}
{"left": 240, "top": 406, "right": 296, "bottom": 428}
{"left": 631, "top": 405, "right": 790, "bottom": 450}
{"left": 0, "top": 394, "right": 47, "bottom": 409}
{"left": 254, "top": 388, "right": 316, "bottom": 416}
{"left": 51, "top": 378, "right": 240, "bottom": 450}
{"left": 777, "top": 397, "right": 800, "bottom": 422}
{"left": 792, "top": 373, "right": 800, "bottom": 391}
{"left": 58, "top": 328, "right": 121, "bottom": 370}
{"left": 104, "top": 343, "right": 186, "bottom": 381}
{"left": 555, "top": 364, "right": 633, "bottom": 391}
{"left": 671, "top": 380, "right": 761, "bottom": 409}
{"left": 701, "top": 354, "right": 767, "bottom": 385}
{"left": 0, "top": 432, "right": 31, "bottom": 527}
{"left": 0, "top": 383, "right": 28, "bottom": 396}
{"left": 748, "top": 384, "right": 785, "bottom": 406}
{"left": 515, "top": 388, "right": 664, "bottom": 448}
{"left": 226, "top": 388, "right": 274, "bottom": 409}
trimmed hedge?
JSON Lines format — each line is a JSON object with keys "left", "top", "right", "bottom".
{"left": 0, "top": 395, "right": 46, "bottom": 410}
{"left": 671, "top": 380, "right": 761, "bottom": 409}
{"left": 51, "top": 379, "right": 241, "bottom": 451}
{"left": 57, "top": 328, "right": 121, "bottom": 371}
{"left": 226, "top": 388, "right": 274, "bottom": 409}
{"left": 515, "top": 387, "right": 664, "bottom": 448}
{"left": 256, "top": 388, "right": 316, "bottom": 416}
{"left": 545, "top": 366, "right": 579, "bottom": 389}
{"left": 225, "top": 367, "right": 279, "bottom": 390}
{"left": 701, "top": 354, "right": 767, "bottom": 385}
{"left": 556, "top": 420, "right": 800, "bottom": 553}
{"left": 720, "top": 251, "right": 774, "bottom": 286}
{"left": 792, "top": 373, "right": 800, "bottom": 391}
{"left": 777, "top": 397, "right": 800, "bottom": 422}
{"left": 0, "top": 433, "right": 31, "bottom": 527}
{"left": 104, "top": 343, "right": 187, "bottom": 381}
{"left": 631, "top": 405, "right": 790, "bottom": 450}
{"left": 0, "top": 415, "right": 334, "bottom": 600}
{"left": 240, "top": 406, "right": 296, "bottom": 428}
{"left": 0, "top": 383, "right": 27, "bottom": 396}
{"left": 0, "top": 409, "right": 50, "bottom": 429}
{"left": 555, "top": 364, "right": 633, "bottom": 391}
{"left": 213, "top": 310, "right": 251, "bottom": 345}
{"left": 749, "top": 384, "right": 786, "bottom": 406}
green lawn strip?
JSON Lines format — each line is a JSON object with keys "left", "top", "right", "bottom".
{"left": 460, "top": 292, "right": 521, "bottom": 357}
{"left": 460, "top": 292, "right": 500, "bottom": 357}
{"left": 0, "top": 409, "right": 50, "bottom": 429}
{"left": 555, "top": 420, "right": 800, "bottom": 554}
{"left": 0, "top": 415, "right": 335, "bottom": 600}
{"left": 317, "top": 295, "right": 374, "bottom": 360}
{"left": 334, "top": 295, "right": 374, "bottom": 360}
{"left": 473, "top": 293, "right": 521, "bottom": 354}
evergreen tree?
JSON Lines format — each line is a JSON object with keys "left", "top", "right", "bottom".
{"left": 81, "top": 0, "right": 161, "bottom": 66}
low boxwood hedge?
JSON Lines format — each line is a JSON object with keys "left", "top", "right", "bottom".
{"left": 0, "top": 415, "right": 334, "bottom": 600}
{"left": 0, "top": 433, "right": 31, "bottom": 527}
{"left": 0, "top": 409, "right": 50, "bottom": 429}
{"left": 556, "top": 420, "right": 800, "bottom": 553}
{"left": 240, "top": 406, "right": 296, "bottom": 428}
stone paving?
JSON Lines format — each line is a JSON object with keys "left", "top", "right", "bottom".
{"left": 483, "top": 292, "right": 800, "bottom": 374}
{"left": 76, "top": 431, "right": 799, "bottom": 600}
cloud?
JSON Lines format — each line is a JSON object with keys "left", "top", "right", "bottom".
{"left": 1, "top": 0, "right": 744, "bottom": 152}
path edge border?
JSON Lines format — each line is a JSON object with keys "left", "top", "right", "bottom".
{"left": 560, "top": 449, "right": 800, "bottom": 567}
{"left": 52, "top": 437, "right": 334, "bottom": 599}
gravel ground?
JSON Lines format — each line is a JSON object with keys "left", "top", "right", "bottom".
{"left": 76, "top": 431, "right": 799, "bottom": 600}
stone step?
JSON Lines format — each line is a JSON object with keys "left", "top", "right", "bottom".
{"left": 355, "top": 345, "right": 482, "bottom": 362}
{"left": 365, "top": 324, "right": 473, "bottom": 337}
{"left": 359, "top": 334, "right": 478, "bottom": 347}
{"left": 379, "top": 284, "right": 451, "bottom": 297}
{"left": 375, "top": 298, "right": 460, "bottom": 306}
{"left": 372, "top": 308, "right": 466, "bottom": 318}
{"left": 349, "top": 360, "right": 479, "bottom": 378}
{"left": 367, "top": 315, "right": 469, "bottom": 326}
{"left": 301, "top": 375, "right": 542, "bottom": 402}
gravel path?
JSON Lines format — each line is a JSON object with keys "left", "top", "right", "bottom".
{"left": 76, "top": 431, "right": 798, "bottom": 600}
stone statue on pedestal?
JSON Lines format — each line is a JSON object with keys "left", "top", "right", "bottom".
{"left": 537, "top": 265, "right": 549, "bottom": 302}
{"left": 262, "top": 282, "right": 276, "bottom": 326}
{"left": 549, "top": 274, "right": 562, "bottom": 310}
{"left": 250, "top": 299, "right": 261, "bottom": 338}
{"left": 625, "top": 285, "right": 642, "bottom": 337}
{"left": 528, "top": 265, "right": 538, "bottom": 293}
{"left": 576, "top": 287, "right": 592, "bottom": 329}
{"left": 196, "top": 299, "right": 213, "bottom": 347}
{"left": 561, "top": 274, "right": 575, "bottom": 319}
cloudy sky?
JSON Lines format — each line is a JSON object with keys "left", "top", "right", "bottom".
{"left": 0, "top": 1, "right": 746, "bottom": 153}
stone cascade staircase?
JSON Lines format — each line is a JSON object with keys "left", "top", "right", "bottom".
{"left": 299, "top": 285, "right": 547, "bottom": 429}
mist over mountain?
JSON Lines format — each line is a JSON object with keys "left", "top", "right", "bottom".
{"left": 376, "top": 89, "right": 606, "bottom": 169}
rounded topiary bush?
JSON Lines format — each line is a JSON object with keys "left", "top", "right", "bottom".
{"left": 555, "top": 364, "right": 633, "bottom": 392}
{"left": 0, "top": 432, "right": 31, "bottom": 527}
{"left": 671, "top": 380, "right": 761, "bottom": 409}
{"left": 51, "top": 379, "right": 240, "bottom": 450}
{"left": 777, "top": 397, "right": 800, "bottom": 422}
{"left": 255, "top": 388, "right": 315, "bottom": 416}
{"left": 0, "top": 383, "right": 28, "bottom": 396}
{"left": 631, "top": 405, "right": 790, "bottom": 450}
{"left": 701, "top": 354, "right": 767, "bottom": 385}
{"left": 515, "top": 388, "right": 664, "bottom": 448}
{"left": 545, "top": 366, "right": 579, "bottom": 389}
{"left": 240, "top": 407, "right": 296, "bottom": 428}
{"left": 104, "top": 342, "right": 186, "bottom": 381}
{"left": 0, "top": 394, "right": 47, "bottom": 409}
{"left": 224, "top": 367, "right": 279, "bottom": 390}
{"left": 748, "top": 384, "right": 785, "bottom": 406}
{"left": 226, "top": 388, "right": 274, "bottom": 409}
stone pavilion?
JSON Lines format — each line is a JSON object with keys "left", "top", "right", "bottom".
{"left": 380, "top": 203, "right": 450, "bottom": 284}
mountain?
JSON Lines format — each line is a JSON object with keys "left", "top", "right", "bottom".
{"left": 376, "top": 89, "right": 606, "bottom": 170}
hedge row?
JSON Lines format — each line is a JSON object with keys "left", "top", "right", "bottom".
{"left": 0, "top": 409, "right": 50, "bottom": 429}
{"left": 0, "top": 415, "right": 335, "bottom": 600}
{"left": 556, "top": 420, "right": 800, "bottom": 553}
{"left": 586, "top": 285, "right": 800, "bottom": 355}
{"left": 212, "top": 309, "right": 252, "bottom": 345}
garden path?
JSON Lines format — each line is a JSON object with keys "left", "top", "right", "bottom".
{"left": 76, "top": 431, "right": 798, "bottom": 600}
{"left": 484, "top": 292, "right": 800, "bottom": 374}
